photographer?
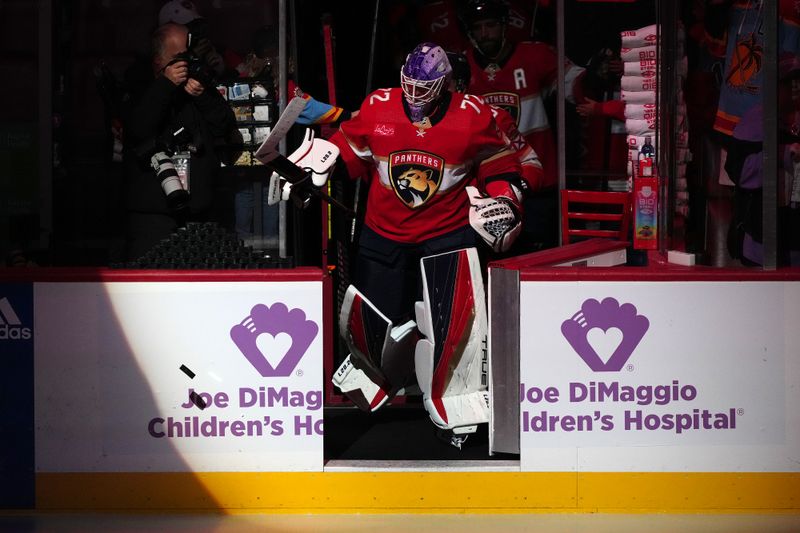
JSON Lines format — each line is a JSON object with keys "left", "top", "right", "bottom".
{"left": 122, "top": 22, "right": 237, "bottom": 261}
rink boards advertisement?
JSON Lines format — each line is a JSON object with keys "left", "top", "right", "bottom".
{"left": 32, "top": 280, "right": 324, "bottom": 473}
{"left": 518, "top": 281, "right": 800, "bottom": 472}
{"left": 0, "top": 284, "right": 35, "bottom": 507}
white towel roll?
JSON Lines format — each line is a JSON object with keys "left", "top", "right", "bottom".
{"left": 625, "top": 119, "right": 655, "bottom": 136}
{"left": 675, "top": 130, "right": 689, "bottom": 148}
{"left": 621, "top": 74, "right": 659, "bottom": 93}
{"left": 624, "top": 103, "right": 658, "bottom": 121}
{"left": 621, "top": 24, "right": 658, "bottom": 49}
{"left": 621, "top": 90, "right": 656, "bottom": 104}
{"left": 623, "top": 59, "right": 658, "bottom": 76}
{"left": 620, "top": 45, "right": 657, "bottom": 63}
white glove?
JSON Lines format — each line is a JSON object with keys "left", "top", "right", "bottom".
{"left": 267, "top": 128, "right": 340, "bottom": 205}
{"left": 465, "top": 185, "right": 522, "bottom": 253}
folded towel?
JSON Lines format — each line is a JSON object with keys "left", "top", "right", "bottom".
{"left": 624, "top": 103, "right": 658, "bottom": 121}
{"left": 620, "top": 45, "right": 656, "bottom": 62}
{"left": 621, "top": 24, "right": 658, "bottom": 48}
{"left": 625, "top": 118, "right": 655, "bottom": 136}
{"left": 675, "top": 130, "right": 689, "bottom": 148}
{"left": 677, "top": 162, "right": 687, "bottom": 179}
{"left": 621, "top": 74, "right": 659, "bottom": 93}
{"left": 621, "top": 90, "right": 656, "bottom": 104}
{"left": 623, "top": 59, "right": 657, "bottom": 76}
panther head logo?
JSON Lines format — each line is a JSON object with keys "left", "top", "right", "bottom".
{"left": 396, "top": 168, "right": 438, "bottom": 207}
{"left": 484, "top": 92, "right": 521, "bottom": 125}
{"left": 388, "top": 150, "right": 444, "bottom": 209}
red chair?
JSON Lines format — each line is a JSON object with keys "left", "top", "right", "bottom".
{"left": 560, "top": 190, "right": 632, "bottom": 244}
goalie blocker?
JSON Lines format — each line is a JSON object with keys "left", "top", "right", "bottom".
{"left": 264, "top": 128, "right": 339, "bottom": 206}
{"left": 334, "top": 247, "right": 489, "bottom": 447}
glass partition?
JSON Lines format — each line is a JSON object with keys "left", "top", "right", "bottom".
{"left": 560, "top": 0, "right": 791, "bottom": 269}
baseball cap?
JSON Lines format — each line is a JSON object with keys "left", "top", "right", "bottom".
{"left": 158, "top": 0, "right": 201, "bottom": 25}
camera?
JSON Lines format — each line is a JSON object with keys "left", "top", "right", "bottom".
{"left": 151, "top": 151, "right": 189, "bottom": 212}
{"left": 163, "top": 19, "right": 215, "bottom": 88}
{"left": 167, "top": 50, "right": 214, "bottom": 88}
{"left": 177, "top": 19, "right": 217, "bottom": 87}
{"left": 135, "top": 127, "right": 199, "bottom": 213}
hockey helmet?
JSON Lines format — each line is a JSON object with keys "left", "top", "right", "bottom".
{"left": 459, "top": 0, "right": 510, "bottom": 28}
{"left": 400, "top": 42, "right": 452, "bottom": 110}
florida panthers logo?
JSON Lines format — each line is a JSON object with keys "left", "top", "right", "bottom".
{"left": 389, "top": 150, "right": 444, "bottom": 208}
{"left": 725, "top": 34, "right": 762, "bottom": 94}
{"left": 483, "top": 92, "right": 521, "bottom": 125}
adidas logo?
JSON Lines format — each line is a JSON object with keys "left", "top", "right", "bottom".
{"left": 0, "top": 297, "right": 31, "bottom": 340}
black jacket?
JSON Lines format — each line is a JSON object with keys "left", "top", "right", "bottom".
{"left": 123, "top": 75, "right": 237, "bottom": 214}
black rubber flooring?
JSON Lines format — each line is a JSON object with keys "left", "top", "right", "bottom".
{"left": 324, "top": 404, "right": 518, "bottom": 462}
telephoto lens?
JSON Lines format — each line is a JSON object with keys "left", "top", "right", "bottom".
{"left": 150, "top": 151, "right": 189, "bottom": 211}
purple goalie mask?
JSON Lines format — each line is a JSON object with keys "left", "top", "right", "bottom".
{"left": 401, "top": 42, "right": 452, "bottom": 122}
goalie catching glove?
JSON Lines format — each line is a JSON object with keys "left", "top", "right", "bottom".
{"left": 465, "top": 184, "right": 522, "bottom": 253}
{"left": 267, "top": 128, "right": 339, "bottom": 205}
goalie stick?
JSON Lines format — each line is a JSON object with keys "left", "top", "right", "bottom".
{"left": 253, "top": 95, "right": 308, "bottom": 164}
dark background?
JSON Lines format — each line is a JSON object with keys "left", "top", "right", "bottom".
{"left": 0, "top": 0, "right": 659, "bottom": 267}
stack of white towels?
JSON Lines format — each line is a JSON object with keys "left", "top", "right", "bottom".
{"left": 620, "top": 24, "right": 659, "bottom": 145}
{"left": 619, "top": 23, "right": 692, "bottom": 216}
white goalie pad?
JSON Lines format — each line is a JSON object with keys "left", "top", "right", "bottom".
{"left": 414, "top": 247, "right": 490, "bottom": 434}
{"left": 267, "top": 128, "right": 340, "bottom": 205}
{"left": 465, "top": 185, "right": 522, "bottom": 253}
{"left": 334, "top": 285, "right": 417, "bottom": 411}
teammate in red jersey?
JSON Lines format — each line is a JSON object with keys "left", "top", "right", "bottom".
{"left": 328, "top": 42, "right": 524, "bottom": 323}
{"left": 414, "top": 0, "right": 536, "bottom": 53}
{"left": 447, "top": 50, "right": 544, "bottom": 196}
{"left": 460, "top": 0, "right": 587, "bottom": 249}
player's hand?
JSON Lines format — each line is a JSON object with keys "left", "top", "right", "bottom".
{"left": 184, "top": 78, "right": 205, "bottom": 97}
{"left": 163, "top": 60, "right": 188, "bottom": 86}
{"left": 465, "top": 186, "right": 521, "bottom": 253}
{"left": 576, "top": 97, "right": 599, "bottom": 118}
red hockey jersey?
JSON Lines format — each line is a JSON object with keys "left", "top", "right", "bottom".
{"left": 466, "top": 41, "right": 585, "bottom": 189}
{"left": 330, "top": 87, "right": 521, "bottom": 244}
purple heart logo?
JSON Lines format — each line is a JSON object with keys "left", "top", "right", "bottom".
{"left": 230, "top": 303, "right": 318, "bottom": 377}
{"left": 561, "top": 297, "right": 649, "bottom": 372}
